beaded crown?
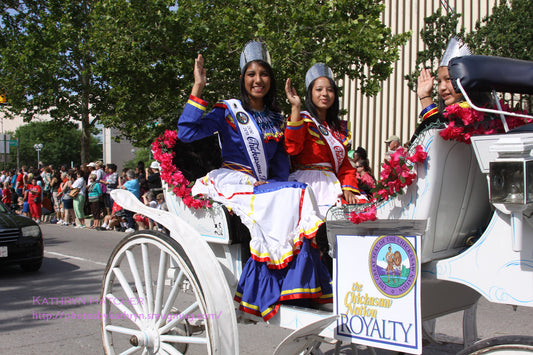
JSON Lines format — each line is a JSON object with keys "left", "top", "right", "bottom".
{"left": 440, "top": 37, "right": 472, "bottom": 67}
{"left": 240, "top": 41, "right": 271, "bottom": 73}
{"left": 305, "top": 63, "right": 334, "bottom": 90}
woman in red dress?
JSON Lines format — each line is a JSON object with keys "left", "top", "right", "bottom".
{"left": 27, "top": 177, "right": 42, "bottom": 223}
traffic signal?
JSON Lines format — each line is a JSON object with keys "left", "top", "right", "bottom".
{"left": 0, "top": 91, "right": 6, "bottom": 105}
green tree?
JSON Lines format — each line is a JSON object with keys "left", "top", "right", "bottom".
{"left": 404, "top": 8, "right": 463, "bottom": 94}
{"left": 1, "top": 0, "right": 410, "bottom": 150}
{"left": 0, "top": 0, "right": 105, "bottom": 163}
{"left": 90, "top": 0, "right": 411, "bottom": 144}
{"left": 12, "top": 121, "right": 102, "bottom": 169}
{"left": 467, "top": 0, "right": 533, "bottom": 60}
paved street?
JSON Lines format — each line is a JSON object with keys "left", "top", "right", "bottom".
{"left": 0, "top": 223, "right": 531, "bottom": 354}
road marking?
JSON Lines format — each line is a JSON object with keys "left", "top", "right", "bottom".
{"left": 45, "top": 251, "right": 107, "bottom": 266}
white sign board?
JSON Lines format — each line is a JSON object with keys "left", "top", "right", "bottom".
{"left": 334, "top": 233, "right": 422, "bottom": 354}
{"left": 0, "top": 134, "right": 10, "bottom": 154}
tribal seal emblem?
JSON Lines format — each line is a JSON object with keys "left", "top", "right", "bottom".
{"left": 236, "top": 112, "right": 249, "bottom": 124}
{"left": 369, "top": 235, "right": 418, "bottom": 298}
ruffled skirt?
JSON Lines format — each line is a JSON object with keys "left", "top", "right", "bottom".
{"left": 192, "top": 168, "right": 323, "bottom": 268}
{"left": 289, "top": 169, "right": 342, "bottom": 217}
{"left": 192, "top": 168, "right": 331, "bottom": 320}
{"left": 235, "top": 238, "right": 332, "bottom": 321}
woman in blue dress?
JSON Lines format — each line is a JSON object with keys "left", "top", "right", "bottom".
{"left": 177, "top": 41, "right": 332, "bottom": 320}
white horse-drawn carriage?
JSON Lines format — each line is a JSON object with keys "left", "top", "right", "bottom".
{"left": 100, "top": 55, "right": 533, "bottom": 354}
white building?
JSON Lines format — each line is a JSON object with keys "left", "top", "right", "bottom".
{"left": 0, "top": 112, "right": 136, "bottom": 171}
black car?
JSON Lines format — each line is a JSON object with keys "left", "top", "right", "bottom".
{"left": 0, "top": 202, "right": 43, "bottom": 272}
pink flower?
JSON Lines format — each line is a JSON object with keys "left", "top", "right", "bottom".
{"left": 348, "top": 206, "right": 377, "bottom": 224}
{"left": 407, "top": 145, "right": 427, "bottom": 163}
{"left": 441, "top": 101, "right": 531, "bottom": 143}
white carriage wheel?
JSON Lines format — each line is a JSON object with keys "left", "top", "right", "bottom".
{"left": 458, "top": 336, "right": 533, "bottom": 354}
{"left": 101, "top": 230, "right": 230, "bottom": 354}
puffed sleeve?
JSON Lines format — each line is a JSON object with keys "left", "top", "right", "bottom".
{"left": 283, "top": 117, "right": 306, "bottom": 156}
{"left": 177, "top": 95, "right": 224, "bottom": 143}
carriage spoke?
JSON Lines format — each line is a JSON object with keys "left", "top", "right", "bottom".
{"left": 105, "top": 293, "right": 142, "bottom": 328}
{"left": 141, "top": 243, "right": 154, "bottom": 315}
{"left": 156, "top": 270, "right": 184, "bottom": 328}
{"left": 159, "top": 343, "right": 183, "bottom": 355}
{"left": 118, "top": 346, "right": 143, "bottom": 355}
{"left": 154, "top": 249, "right": 169, "bottom": 316}
{"left": 159, "top": 301, "right": 200, "bottom": 334}
{"left": 112, "top": 267, "right": 145, "bottom": 316}
{"left": 105, "top": 324, "right": 141, "bottom": 336}
{"left": 160, "top": 334, "right": 208, "bottom": 345}
{"left": 126, "top": 249, "right": 149, "bottom": 315}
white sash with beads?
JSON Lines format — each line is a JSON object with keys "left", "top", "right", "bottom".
{"left": 304, "top": 111, "right": 345, "bottom": 174}
{"left": 224, "top": 99, "right": 268, "bottom": 181}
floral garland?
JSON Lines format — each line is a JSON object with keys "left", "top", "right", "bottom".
{"left": 440, "top": 101, "right": 531, "bottom": 144}
{"left": 151, "top": 130, "right": 212, "bottom": 209}
{"left": 151, "top": 129, "right": 428, "bottom": 217}
{"left": 348, "top": 145, "right": 428, "bottom": 224}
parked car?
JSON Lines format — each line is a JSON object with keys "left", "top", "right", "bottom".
{"left": 0, "top": 201, "right": 43, "bottom": 272}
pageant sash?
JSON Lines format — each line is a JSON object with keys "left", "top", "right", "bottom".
{"left": 304, "top": 111, "right": 345, "bottom": 174}
{"left": 224, "top": 99, "right": 268, "bottom": 181}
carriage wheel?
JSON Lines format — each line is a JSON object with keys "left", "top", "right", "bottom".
{"left": 458, "top": 335, "right": 533, "bottom": 354}
{"left": 101, "top": 230, "right": 227, "bottom": 354}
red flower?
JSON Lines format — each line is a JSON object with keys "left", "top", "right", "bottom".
{"left": 152, "top": 129, "right": 212, "bottom": 210}
{"left": 348, "top": 206, "right": 377, "bottom": 224}
{"left": 349, "top": 145, "right": 427, "bottom": 224}
{"left": 407, "top": 145, "right": 427, "bottom": 163}
{"left": 441, "top": 101, "right": 532, "bottom": 143}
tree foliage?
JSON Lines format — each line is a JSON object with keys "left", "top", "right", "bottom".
{"left": 467, "top": 0, "right": 533, "bottom": 60}
{"left": 10, "top": 121, "right": 102, "bottom": 169}
{"left": 0, "top": 0, "right": 104, "bottom": 163}
{"left": 90, "top": 0, "right": 411, "bottom": 144}
{"left": 1, "top": 0, "right": 410, "bottom": 149}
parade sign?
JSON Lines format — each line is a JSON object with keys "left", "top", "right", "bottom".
{"left": 331, "top": 220, "right": 424, "bottom": 354}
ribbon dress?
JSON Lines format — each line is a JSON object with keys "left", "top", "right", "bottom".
{"left": 285, "top": 111, "right": 360, "bottom": 216}
{"left": 178, "top": 96, "right": 332, "bottom": 320}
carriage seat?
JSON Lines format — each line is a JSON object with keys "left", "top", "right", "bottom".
{"left": 327, "top": 120, "right": 491, "bottom": 264}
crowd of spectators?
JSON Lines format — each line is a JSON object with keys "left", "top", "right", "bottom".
{"left": 0, "top": 160, "right": 166, "bottom": 233}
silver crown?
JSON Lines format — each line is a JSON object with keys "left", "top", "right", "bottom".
{"left": 440, "top": 37, "right": 472, "bottom": 67}
{"left": 239, "top": 41, "right": 271, "bottom": 73}
{"left": 305, "top": 63, "right": 334, "bottom": 90}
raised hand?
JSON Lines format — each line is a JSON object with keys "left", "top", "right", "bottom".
{"left": 417, "top": 68, "right": 434, "bottom": 99}
{"left": 285, "top": 78, "right": 301, "bottom": 107}
{"left": 191, "top": 54, "right": 206, "bottom": 97}
{"left": 285, "top": 78, "right": 302, "bottom": 122}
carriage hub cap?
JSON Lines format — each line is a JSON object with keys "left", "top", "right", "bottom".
{"left": 130, "top": 328, "right": 160, "bottom": 353}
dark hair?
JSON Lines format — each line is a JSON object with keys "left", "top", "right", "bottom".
{"left": 359, "top": 159, "right": 373, "bottom": 174}
{"left": 305, "top": 77, "right": 341, "bottom": 131}
{"left": 239, "top": 60, "right": 281, "bottom": 113}
{"left": 355, "top": 146, "right": 368, "bottom": 161}
{"left": 106, "top": 163, "right": 117, "bottom": 172}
